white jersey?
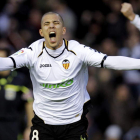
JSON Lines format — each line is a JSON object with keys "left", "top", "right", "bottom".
{"left": 130, "top": 14, "right": 140, "bottom": 31}
{"left": 10, "top": 38, "right": 106, "bottom": 125}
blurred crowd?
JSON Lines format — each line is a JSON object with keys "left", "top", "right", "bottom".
{"left": 0, "top": 0, "right": 140, "bottom": 140}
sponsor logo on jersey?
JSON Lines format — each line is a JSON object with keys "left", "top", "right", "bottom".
{"left": 40, "top": 64, "right": 52, "bottom": 68}
{"left": 62, "top": 59, "right": 70, "bottom": 69}
{"left": 40, "top": 79, "right": 73, "bottom": 89}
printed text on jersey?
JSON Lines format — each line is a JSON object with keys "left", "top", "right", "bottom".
{"left": 40, "top": 79, "right": 73, "bottom": 89}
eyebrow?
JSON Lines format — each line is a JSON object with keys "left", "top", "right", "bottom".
{"left": 44, "top": 20, "right": 60, "bottom": 24}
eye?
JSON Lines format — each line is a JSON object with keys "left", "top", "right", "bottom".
{"left": 54, "top": 21, "right": 59, "bottom": 24}
{"left": 44, "top": 22, "right": 49, "bottom": 25}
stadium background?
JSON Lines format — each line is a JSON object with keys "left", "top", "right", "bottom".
{"left": 0, "top": 0, "right": 140, "bottom": 140}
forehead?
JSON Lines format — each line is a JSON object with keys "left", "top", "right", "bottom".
{"left": 42, "top": 14, "right": 62, "bottom": 23}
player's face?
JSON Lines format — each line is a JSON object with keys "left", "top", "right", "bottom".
{"left": 39, "top": 14, "right": 66, "bottom": 50}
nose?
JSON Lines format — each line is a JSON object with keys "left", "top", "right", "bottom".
{"left": 49, "top": 22, "right": 54, "bottom": 28}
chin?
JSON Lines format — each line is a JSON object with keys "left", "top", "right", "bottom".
{"left": 50, "top": 44, "right": 58, "bottom": 49}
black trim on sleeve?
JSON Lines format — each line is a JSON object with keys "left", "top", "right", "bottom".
{"left": 9, "top": 57, "right": 16, "bottom": 68}
{"left": 28, "top": 47, "right": 33, "bottom": 51}
{"left": 101, "top": 55, "right": 108, "bottom": 68}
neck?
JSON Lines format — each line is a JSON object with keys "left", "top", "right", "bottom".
{"left": 45, "top": 39, "right": 63, "bottom": 50}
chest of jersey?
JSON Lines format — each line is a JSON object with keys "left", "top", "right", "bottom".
{"left": 33, "top": 49, "right": 83, "bottom": 83}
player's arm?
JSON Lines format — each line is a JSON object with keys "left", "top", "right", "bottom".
{"left": 79, "top": 45, "right": 107, "bottom": 68}
{"left": 79, "top": 45, "right": 140, "bottom": 70}
{"left": 121, "top": 3, "right": 135, "bottom": 21}
{"left": 103, "top": 56, "right": 140, "bottom": 70}
{"left": 121, "top": 2, "right": 140, "bottom": 30}
{"left": 0, "top": 48, "right": 32, "bottom": 71}
{"left": 0, "top": 57, "right": 15, "bottom": 71}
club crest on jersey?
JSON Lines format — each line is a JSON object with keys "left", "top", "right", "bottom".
{"left": 62, "top": 59, "right": 70, "bottom": 70}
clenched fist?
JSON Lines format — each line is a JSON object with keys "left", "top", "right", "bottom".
{"left": 121, "top": 2, "right": 135, "bottom": 21}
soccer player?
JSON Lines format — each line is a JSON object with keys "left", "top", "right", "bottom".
{"left": 0, "top": 12, "right": 140, "bottom": 140}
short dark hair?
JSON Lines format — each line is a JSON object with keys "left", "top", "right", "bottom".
{"left": 41, "top": 12, "right": 64, "bottom": 27}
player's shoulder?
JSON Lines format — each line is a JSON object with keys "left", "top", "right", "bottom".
{"left": 67, "top": 39, "right": 86, "bottom": 54}
{"left": 27, "top": 38, "right": 45, "bottom": 56}
{"left": 67, "top": 39, "right": 84, "bottom": 50}
{"left": 68, "top": 40, "right": 83, "bottom": 48}
{"left": 28, "top": 38, "right": 45, "bottom": 51}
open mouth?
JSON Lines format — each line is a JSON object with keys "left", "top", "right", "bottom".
{"left": 49, "top": 32, "right": 56, "bottom": 43}
{"left": 49, "top": 32, "right": 56, "bottom": 38}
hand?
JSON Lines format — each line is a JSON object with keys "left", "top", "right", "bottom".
{"left": 23, "top": 127, "right": 31, "bottom": 140}
{"left": 121, "top": 2, "right": 135, "bottom": 21}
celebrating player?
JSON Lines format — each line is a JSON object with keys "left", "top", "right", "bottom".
{"left": 0, "top": 12, "right": 140, "bottom": 140}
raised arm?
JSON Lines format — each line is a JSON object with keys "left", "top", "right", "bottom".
{"left": 121, "top": 2, "right": 140, "bottom": 30}
{"left": 121, "top": 2, "right": 135, "bottom": 21}
{"left": 104, "top": 56, "right": 140, "bottom": 70}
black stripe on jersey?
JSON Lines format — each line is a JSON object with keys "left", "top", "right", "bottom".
{"left": 28, "top": 47, "right": 33, "bottom": 51}
{"left": 9, "top": 57, "right": 16, "bottom": 68}
{"left": 101, "top": 55, "right": 108, "bottom": 68}
{"left": 63, "top": 39, "right": 76, "bottom": 55}
{"left": 38, "top": 42, "right": 45, "bottom": 57}
{"left": 45, "top": 46, "right": 65, "bottom": 58}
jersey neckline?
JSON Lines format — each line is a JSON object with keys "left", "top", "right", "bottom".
{"left": 44, "top": 39, "right": 67, "bottom": 58}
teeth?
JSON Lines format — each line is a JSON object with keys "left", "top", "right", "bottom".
{"left": 50, "top": 32, "right": 55, "bottom": 34}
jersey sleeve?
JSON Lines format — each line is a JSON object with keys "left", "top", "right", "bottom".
{"left": 9, "top": 47, "right": 33, "bottom": 70}
{"left": 130, "top": 14, "right": 140, "bottom": 31}
{"left": 77, "top": 45, "right": 107, "bottom": 68}
{"left": 0, "top": 57, "right": 14, "bottom": 71}
{"left": 104, "top": 56, "right": 140, "bottom": 70}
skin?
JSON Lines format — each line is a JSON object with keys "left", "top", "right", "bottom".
{"left": 121, "top": 3, "right": 135, "bottom": 21}
{"left": 39, "top": 13, "right": 66, "bottom": 50}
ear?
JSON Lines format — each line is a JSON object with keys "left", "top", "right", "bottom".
{"left": 62, "top": 27, "right": 66, "bottom": 35}
{"left": 39, "top": 29, "right": 44, "bottom": 37}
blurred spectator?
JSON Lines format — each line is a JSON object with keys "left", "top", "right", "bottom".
{"left": 110, "top": 84, "right": 136, "bottom": 132}
{"left": 104, "top": 0, "right": 126, "bottom": 46}
{"left": 100, "top": 38, "right": 118, "bottom": 56}
{"left": 22, "top": 8, "right": 42, "bottom": 44}
{"left": 119, "top": 33, "right": 140, "bottom": 100}
{"left": 123, "top": 127, "right": 140, "bottom": 140}
{"left": 83, "top": 21, "right": 103, "bottom": 46}
{"left": 87, "top": 68, "right": 112, "bottom": 137}
{"left": 0, "top": 0, "right": 23, "bottom": 37}
{"left": 104, "top": 124, "right": 122, "bottom": 140}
